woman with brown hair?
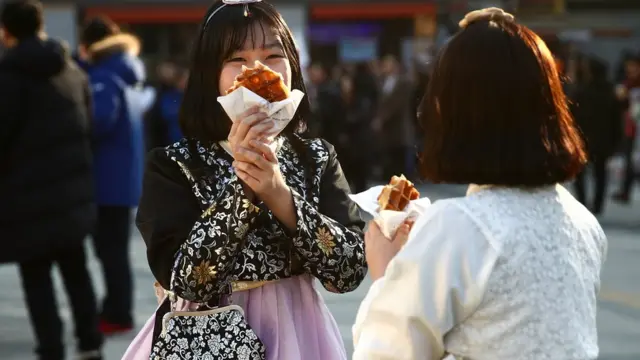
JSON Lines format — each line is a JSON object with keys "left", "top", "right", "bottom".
{"left": 353, "top": 8, "right": 607, "bottom": 360}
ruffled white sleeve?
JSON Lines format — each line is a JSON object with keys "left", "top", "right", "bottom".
{"left": 352, "top": 200, "right": 500, "bottom": 360}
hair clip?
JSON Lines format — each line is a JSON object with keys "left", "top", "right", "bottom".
{"left": 459, "top": 7, "right": 515, "bottom": 29}
{"left": 222, "top": 0, "right": 261, "bottom": 16}
{"left": 205, "top": 0, "right": 261, "bottom": 27}
{"left": 221, "top": 0, "right": 262, "bottom": 3}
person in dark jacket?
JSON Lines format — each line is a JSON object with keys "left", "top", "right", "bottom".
{"left": 328, "top": 74, "right": 375, "bottom": 193}
{"left": 0, "top": 1, "right": 102, "bottom": 359}
{"left": 612, "top": 54, "right": 640, "bottom": 203}
{"left": 373, "top": 55, "right": 415, "bottom": 180}
{"left": 78, "top": 16, "right": 148, "bottom": 334}
{"left": 572, "top": 57, "right": 622, "bottom": 215}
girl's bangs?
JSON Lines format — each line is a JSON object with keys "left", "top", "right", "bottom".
{"left": 209, "top": 4, "right": 282, "bottom": 60}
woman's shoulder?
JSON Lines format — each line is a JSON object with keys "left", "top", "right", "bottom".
{"left": 409, "top": 198, "right": 500, "bottom": 253}
{"left": 292, "top": 135, "right": 333, "bottom": 153}
{"left": 285, "top": 135, "right": 337, "bottom": 166}
{"left": 147, "top": 138, "right": 227, "bottom": 175}
{"left": 143, "top": 140, "right": 195, "bottom": 182}
{"left": 160, "top": 138, "right": 231, "bottom": 163}
{"left": 144, "top": 139, "right": 192, "bottom": 169}
{"left": 397, "top": 198, "right": 501, "bottom": 279}
{"left": 147, "top": 141, "right": 186, "bottom": 168}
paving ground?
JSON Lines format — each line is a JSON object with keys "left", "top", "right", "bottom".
{"left": 0, "top": 183, "right": 639, "bottom": 359}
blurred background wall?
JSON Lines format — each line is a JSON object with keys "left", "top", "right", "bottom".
{"left": 34, "top": 0, "right": 640, "bottom": 80}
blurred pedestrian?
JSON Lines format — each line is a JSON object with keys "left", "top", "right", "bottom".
{"left": 78, "top": 15, "right": 148, "bottom": 335}
{"left": 612, "top": 54, "right": 640, "bottom": 203}
{"left": 306, "top": 62, "right": 340, "bottom": 138}
{"left": 353, "top": 62, "right": 378, "bottom": 106}
{"left": 372, "top": 54, "right": 415, "bottom": 180}
{"left": 615, "top": 49, "right": 633, "bottom": 84}
{"left": 145, "top": 64, "right": 187, "bottom": 149}
{"left": 331, "top": 74, "right": 375, "bottom": 192}
{"left": 572, "top": 57, "right": 622, "bottom": 215}
{"left": 0, "top": 1, "right": 102, "bottom": 359}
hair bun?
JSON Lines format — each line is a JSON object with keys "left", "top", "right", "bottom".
{"left": 458, "top": 7, "right": 515, "bottom": 29}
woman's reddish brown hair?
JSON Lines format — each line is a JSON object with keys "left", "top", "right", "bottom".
{"left": 418, "top": 14, "right": 587, "bottom": 186}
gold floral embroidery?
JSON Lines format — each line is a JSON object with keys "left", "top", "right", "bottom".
{"left": 192, "top": 261, "right": 217, "bottom": 285}
{"left": 242, "top": 199, "right": 260, "bottom": 213}
{"left": 316, "top": 227, "right": 336, "bottom": 256}
{"left": 323, "top": 282, "right": 339, "bottom": 293}
{"left": 235, "top": 223, "right": 249, "bottom": 238}
{"left": 203, "top": 204, "right": 216, "bottom": 217}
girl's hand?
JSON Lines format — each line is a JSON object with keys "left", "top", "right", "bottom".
{"left": 227, "top": 105, "right": 273, "bottom": 157}
{"left": 365, "top": 220, "right": 412, "bottom": 281}
{"left": 233, "top": 140, "right": 297, "bottom": 230}
{"left": 233, "top": 139, "right": 288, "bottom": 203}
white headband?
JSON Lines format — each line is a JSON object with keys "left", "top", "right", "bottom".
{"left": 205, "top": 0, "right": 263, "bottom": 28}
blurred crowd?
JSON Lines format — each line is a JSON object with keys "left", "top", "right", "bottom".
{"left": 304, "top": 55, "right": 425, "bottom": 192}
{"left": 561, "top": 49, "right": 640, "bottom": 214}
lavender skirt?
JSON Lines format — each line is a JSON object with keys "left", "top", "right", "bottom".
{"left": 121, "top": 275, "right": 347, "bottom": 360}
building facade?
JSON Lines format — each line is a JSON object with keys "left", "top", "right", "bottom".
{"left": 40, "top": 0, "right": 444, "bottom": 70}
{"left": 39, "top": 0, "right": 640, "bottom": 78}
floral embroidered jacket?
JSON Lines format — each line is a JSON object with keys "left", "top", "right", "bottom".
{"left": 136, "top": 136, "right": 367, "bottom": 303}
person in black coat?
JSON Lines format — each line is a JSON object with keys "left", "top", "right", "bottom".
{"left": 0, "top": 1, "right": 102, "bottom": 359}
{"left": 571, "top": 57, "right": 622, "bottom": 215}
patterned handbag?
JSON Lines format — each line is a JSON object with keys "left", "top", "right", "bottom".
{"left": 149, "top": 194, "right": 266, "bottom": 360}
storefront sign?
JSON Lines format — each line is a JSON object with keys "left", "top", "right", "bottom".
{"left": 339, "top": 37, "right": 378, "bottom": 62}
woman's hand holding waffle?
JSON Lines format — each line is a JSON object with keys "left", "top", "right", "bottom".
{"left": 364, "top": 219, "right": 413, "bottom": 281}
{"left": 229, "top": 105, "right": 276, "bottom": 200}
{"left": 348, "top": 175, "right": 431, "bottom": 239}
{"left": 228, "top": 105, "right": 273, "bottom": 157}
{"left": 233, "top": 139, "right": 297, "bottom": 231}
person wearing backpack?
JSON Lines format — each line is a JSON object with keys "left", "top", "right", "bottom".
{"left": 78, "top": 15, "right": 149, "bottom": 335}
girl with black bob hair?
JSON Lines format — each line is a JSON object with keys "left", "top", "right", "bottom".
{"left": 134, "top": 0, "right": 366, "bottom": 358}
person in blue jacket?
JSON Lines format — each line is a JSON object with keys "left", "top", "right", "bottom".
{"left": 78, "top": 16, "right": 150, "bottom": 334}
{"left": 145, "top": 68, "right": 187, "bottom": 148}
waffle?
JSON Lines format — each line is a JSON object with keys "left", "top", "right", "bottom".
{"left": 225, "top": 60, "right": 290, "bottom": 102}
{"left": 377, "top": 175, "right": 420, "bottom": 211}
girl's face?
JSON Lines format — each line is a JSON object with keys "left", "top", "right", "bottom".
{"left": 219, "top": 23, "right": 292, "bottom": 95}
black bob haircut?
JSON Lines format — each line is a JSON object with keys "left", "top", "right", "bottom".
{"left": 0, "top": 0, "right": 43, "bottom": 40}
{"left": 179, "top": 0, "right": 310, "bottom": 145}
{"left": 418, "top": 15, "right": 587, "bottom": 187}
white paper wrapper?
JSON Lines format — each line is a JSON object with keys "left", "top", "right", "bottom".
{"left": 217, "top": 87, "right": 305, "bottom": 143}
{"left": 349, "top": 185, "right": 431, "bottom": 239}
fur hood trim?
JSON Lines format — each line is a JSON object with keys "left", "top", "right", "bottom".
{"left": 88, "top": 33, "right": 140, "bottom": 57}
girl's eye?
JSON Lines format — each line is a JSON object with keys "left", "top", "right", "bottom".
{"left": 228, "top": 57, "right": 245, "bottom": 63}
{"left": 266, "top": 54, "right": 285, "bottom": 60}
